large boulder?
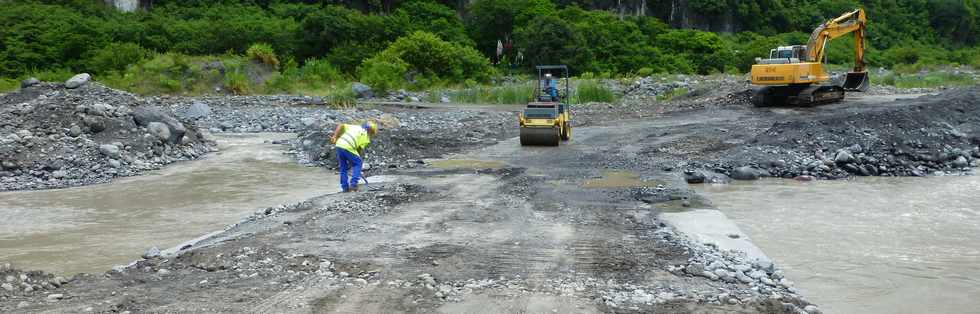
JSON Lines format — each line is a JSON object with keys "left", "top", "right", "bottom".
{"left": 834, "top": 149, "right": 855, "bottom": 164}
{"left": 184, "top": 102, "right": 211, "bottom": 120}
{"left": 20, "top": 77, "right": 40, "bottom": 88}
{"left": 132, "top": 106, "right": 186, "bottom": 144}
{"left": 65, "top": 73, "right": 91, "bottom": 89}
{"left": 684, "top": 170, "right": 706, "bottom": 184}
{"left": 298, "top": 131, "right": 333, "bottom": 163}
{"left": 731, "top": 166, "right": 761, "bottom": 180}
{"left": 352, "top": 82, "right": 373, "bottom": 99}
{"left": 953, "top": 155, "right": 969, "bottom": 168}
{"left": 148, "top": 122, "right": 171, "bottom": 142}
{"left": 99, "top": 144, "right": 121, "bottom": 159}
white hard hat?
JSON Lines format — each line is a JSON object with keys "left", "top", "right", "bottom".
{"left": 545, "top": 73, "right": 552, "bottom": 77}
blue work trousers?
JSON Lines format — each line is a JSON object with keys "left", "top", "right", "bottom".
{"left": 336, "top": 148, "right": 362, "bottom": 191}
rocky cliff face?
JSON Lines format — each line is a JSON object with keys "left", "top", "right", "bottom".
{"left": 102, "top": 0, "right": 736, "bottom": 33}
{"left": 664, "top": 0, "right": 736, "bottom": 33}
{"left": 104, "top": 0, "right": 150, "bottom": 12}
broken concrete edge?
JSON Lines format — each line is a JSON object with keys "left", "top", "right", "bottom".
{"left": 124, "top": 175, "right": 399, "bottom": 265}
{"left": 658, "top": 208, "right": 773, "bottom": 264}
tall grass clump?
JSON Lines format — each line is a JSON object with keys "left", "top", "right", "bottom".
{"left": 573, "top": 80, "right": 617, "bottom": 103}
{"left": 889, "top": 72, "right": 976, "bottom": 88}
{"left": 325, "top": 83, "right": 357, "bottom": 108}
{"left": 0, "top": 78, "right": 18, "bottom": 93}
{"left": 451, "top": 83, "right": 533, "bottom": 104}
{"left": 300, "top": 58, "right": 342, "bottom": 85}
{"left": 656, "top": 87, "right": 689, "bottom": 101}
{"left": 246, "top": 43, "right": 279, "bottom": 68}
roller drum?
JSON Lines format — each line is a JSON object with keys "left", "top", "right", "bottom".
{"left": 520, "top": 127, "right": 560, "bottom": 146}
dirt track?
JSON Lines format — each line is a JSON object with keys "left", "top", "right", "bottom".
{"left": 2, "top": 81, "right": 978, "bottom": 313}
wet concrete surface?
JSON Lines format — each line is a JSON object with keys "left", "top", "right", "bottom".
{"left": 698, "top": 176, "right": 980, "bottom": 314}
{"left": 0, "top": 133, "right": 336, "bottom": 275}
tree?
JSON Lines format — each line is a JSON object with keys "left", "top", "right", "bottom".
{"left": 390, "top": 0, "right": 473, "bottom": 46}
{"left": 515, "top": 15, "right": 591, "bottom": 72}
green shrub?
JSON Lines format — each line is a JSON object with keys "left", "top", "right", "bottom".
{"left": 84, "top": 43, "right": 149, "bottom": 74}
{"left": 0, "top": 78, "right": 18, "bottom": 93}
{"left": 28, "top": 68, "right": 75, "bottom": 82}
{"left": 358, "top": 54, "right": 409, "bottom": 93}
{"left": 246, "top": 43, "right": 279, "bottom": 68}
{"left": 636, "top": 67, "right": 655, "bottom": 77}
{"left": 879, "top": 74, "right": 897, "bottom": 86}
{"left": 300, "top": 58, "right": 342, "bottom": 84}
{"left": 574, "top": 80, "right": 616, "bottom": 103}
{"left": 358, "top": 31, "right": 493, "bottom": 92}
{"left": 383, "top": 31, "right": 493, "bottom": 83}
{"left": 263, "top": 72, "right": 295, "bottom": 93}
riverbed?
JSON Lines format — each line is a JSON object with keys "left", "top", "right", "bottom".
{"left": 698, "top": 176, "right": 980, "bottom": 314}
{"left": 0, "top": 133, "right": 336, "bottom": 275}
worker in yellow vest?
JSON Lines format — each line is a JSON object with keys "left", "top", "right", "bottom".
{"left": 329, "top": 121, "right": 379, "bottom": 192}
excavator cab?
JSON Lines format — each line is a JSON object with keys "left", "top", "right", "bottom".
{"left": 759, "top": 46, "right": 807, "bottom": 64}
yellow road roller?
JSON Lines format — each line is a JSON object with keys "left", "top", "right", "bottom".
{"left": 519, "top": 65, "right": 571, "bottom": 146}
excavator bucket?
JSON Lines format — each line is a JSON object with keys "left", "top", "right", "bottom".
{"left": 842, "top": 71, "right": 869, "bottom": 92}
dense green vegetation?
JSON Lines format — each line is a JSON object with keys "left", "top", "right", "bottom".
{"left": 0, "top": 0, "right": 977, "bottom": 96}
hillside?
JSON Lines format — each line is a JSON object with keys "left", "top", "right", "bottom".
{"left": 1, "top": 0, "right": 977, "bottom": 95}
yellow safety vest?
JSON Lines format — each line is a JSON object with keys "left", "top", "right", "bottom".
{"left": 334, "top": 124, "right": 371, "bottom": 156}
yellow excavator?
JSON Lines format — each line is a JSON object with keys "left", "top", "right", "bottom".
{"left": 750, "top": 8, "right": 870, "bottom": 107}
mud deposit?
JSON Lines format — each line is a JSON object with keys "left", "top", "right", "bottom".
{"left": 0, "top": 133, "right": 334, "bottom": 275}
{"left": 699, "top": 177, "right": 980, "bottom": 314}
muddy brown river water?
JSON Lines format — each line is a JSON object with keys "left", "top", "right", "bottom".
{"left": 0, "top": 133, "right": 336, "bottom": 276}
{"left": 698, "top": 176, "right": 980, "bottom": 314}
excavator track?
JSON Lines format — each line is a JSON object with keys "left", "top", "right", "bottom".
{"left": 752, "top": 85, "right": 845, "bottom": 107}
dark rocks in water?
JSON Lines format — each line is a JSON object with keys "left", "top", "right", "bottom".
{"left": 731, "top": 166, "right": 760, "bottom": 180}
{"left": 684, "top": 170, "right": 706, "bottom": 184}
{"left": 793, "top": 175, "right": 815, "bottom": 182}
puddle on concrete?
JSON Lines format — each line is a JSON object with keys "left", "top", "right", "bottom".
{"left": 697, "top": 177, "right": 980, "bottom": 314}
{"left": 582, "top": 171, "right": 661, "bottom": 188}
{"left": 0, "top": 133, "right": 337, "bottom": 275}
{"left": 428, "top": 159, "right": 506, "bottom": 170}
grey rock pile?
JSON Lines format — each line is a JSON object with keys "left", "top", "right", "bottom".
{"left": 291, "top": 109, "right": 516, "bottom": 171}
{"left": 623, "top": 76, "right": 693, "bottom": 99}
{"left": 0, "top": 80, "right": 214, "bottom": 191}
{"left": 687, "top": 87, "right": 980, "bottom": 181}
{"left": 0, "top": 263, "right": 71, "bottom": 301}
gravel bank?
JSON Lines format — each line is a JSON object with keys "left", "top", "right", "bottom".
{"left": 0, "top": 82, "right": 212, "bottom": 191}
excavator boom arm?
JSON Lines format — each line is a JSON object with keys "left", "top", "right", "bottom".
{"left": 806, "top": 8, "right": 867, "bottom": 72}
